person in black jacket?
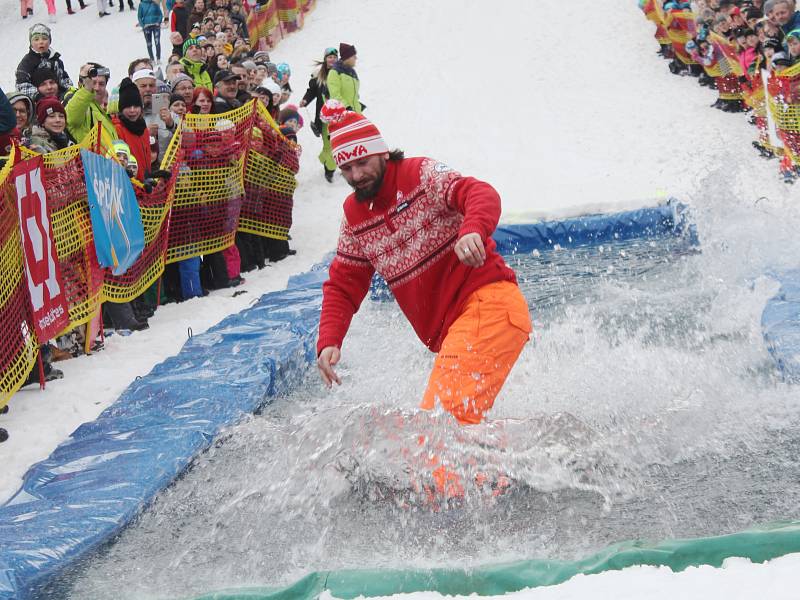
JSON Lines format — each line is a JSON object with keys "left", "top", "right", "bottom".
{"left": 299, "top": 47, "right": 338, "bottom": 181}
{"left": 170, "top": 0, "right": 190, "bottom": 40}
{"left": 16, "top": 24, "right": 73, "bottom": 100}
{"left": 212, "top": 70, "right": 242, "bottom": 113}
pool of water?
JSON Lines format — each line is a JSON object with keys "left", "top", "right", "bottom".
{"left": 55, "top": 207, "right": 800, "bottom": 600}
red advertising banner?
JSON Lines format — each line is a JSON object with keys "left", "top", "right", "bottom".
{"left": 12, "top": 156, "right": 70, "bottom": 341}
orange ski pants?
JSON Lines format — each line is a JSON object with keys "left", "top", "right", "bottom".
{"left": 421, "top": 280, "right": 531, "bottom": 424}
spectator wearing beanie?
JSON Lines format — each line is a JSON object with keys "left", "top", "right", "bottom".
{"left": 112, "top": 78, "right": 151, "bottom": 181}
{"left": 16, "top": 23, "right": 73, "bottom": 100}
{"left": 171, "top": 72, "right": 195, "bottom": 104}
{"left": 1, "top": 91, "right": 34, "bottom": 154}
{"left": 278, "top": 104, "right": 303, "bottom": 143}
{"left": 27, "top": 97, "right": 74, "bottom": 153}
{"left": 327, "top": 43, "right": 362, "bottom": 114}
{"left": 180, "top": 38, "right": 213, "bottom": 90}
{"left": 31, "top": 67, "right": 60, "bottom": 104}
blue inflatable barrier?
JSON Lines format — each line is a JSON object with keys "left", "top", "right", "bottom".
{"left": 0, "top": 281, "right": 324, "bottom": 600}
{"left": 762, "top": 269, "right": 800, "bottom": 383}
{"left": 492, "top": 199, "right": 694, "bottom": 255}
{"left": 370, "top": 200, "right": 695, "bottom": 301}
{"left": 0, "top": 203, "right": 699, "bottom": 599}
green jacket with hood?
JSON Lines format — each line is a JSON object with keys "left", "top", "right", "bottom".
{"left": 327, "top": 62, "right": 361, "bottom": 113}
{"left": 64, "top": 86, "right": 117, "bottom": 143}
{"left": 179, "top": 57, "right": 213, "bottom": 91}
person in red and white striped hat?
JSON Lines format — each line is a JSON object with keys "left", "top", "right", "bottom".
{"left": 316, "top": 99, "right": 532, "bottom": 428}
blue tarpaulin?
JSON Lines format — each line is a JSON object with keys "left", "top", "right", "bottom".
{"left": 7, "top": 201, "right": 794, "bottom": 600}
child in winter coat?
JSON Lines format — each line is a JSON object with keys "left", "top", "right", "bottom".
{"left": 787, "top": 29, "right": 800, "bottom": 64}
{"left": 31, "top": 68, "right": 60, "bottom": 104}
{"left": 27, "top": 97, "right": 75, "bottom": 153}
{"left": 278, "top": 104, "right": 303, "bottom": 143}
{"left": 736, "top": 28, "right": 759, "bottom": 73}
{"left": 138, "top": 0, "right": 164, "bottom": 65}
{"left": 16, "top": 23, "right": 73, "bottom": 100}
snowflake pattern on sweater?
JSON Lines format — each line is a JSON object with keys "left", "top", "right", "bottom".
{"left": 338, "top": 158, "right": 463, "bottom": 287}
{"left": 318, "top": 157, "right": 517, "bottom": 354}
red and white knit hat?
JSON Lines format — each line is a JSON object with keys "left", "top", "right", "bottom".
{"left": 320, "top": 100, "right": 389, "bottom": 167}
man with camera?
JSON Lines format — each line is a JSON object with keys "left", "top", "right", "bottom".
{"left": 65, "top": 62, "right": 117, "bottom": 142}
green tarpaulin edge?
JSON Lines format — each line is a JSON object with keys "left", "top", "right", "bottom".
{"left": 188, "top": 520, "right": 800, "bottom": 599}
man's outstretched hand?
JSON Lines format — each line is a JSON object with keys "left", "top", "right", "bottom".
{"left": 317, "top": 346, "right": 342, "bottom": 387}
{"left": 455, "top": 232, "right": 486, "bottom": 268}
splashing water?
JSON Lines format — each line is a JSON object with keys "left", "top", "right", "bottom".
{"left": 56, "top": 197, "right": 800, "bottom": 600}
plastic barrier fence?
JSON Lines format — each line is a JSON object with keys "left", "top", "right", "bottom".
{"left": 0, "top": 150, "right": 39, "bottom": 409}
{"left": 0, "top": 204, "right": 703, "bottom": 600}
{"left": 640, "top": 8, "right": 800, "bottom": 172}
{"left": 246, "top": 0, "right": 316, "bottom": 49}
{"left": 0, "top": 100, "right": 299, "bottom": 409}
{"left": 767, "top": 62, "right": 800, "bottom": 170}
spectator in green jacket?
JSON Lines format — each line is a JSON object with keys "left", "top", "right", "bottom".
{"left": 327, "top": 43, "right": 362, "bottom": 113}
{"left": 180, "top": 38, "right": 213, "bottom": 90}
{"left": 65, "top": 62, "right": 117, "bottom": 142}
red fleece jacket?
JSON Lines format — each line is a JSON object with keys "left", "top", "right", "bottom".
{"left": 317, "top": 157, "right": 517, "bottom": 355}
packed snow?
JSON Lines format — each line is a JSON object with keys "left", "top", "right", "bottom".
{"left": 1, "top": 0, "right": 799, "bottom": 598}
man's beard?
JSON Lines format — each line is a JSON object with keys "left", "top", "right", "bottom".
{"left": 352, "top": 159, "right": 386, "bottom": 202}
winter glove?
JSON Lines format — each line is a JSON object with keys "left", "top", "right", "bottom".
{"left": 150, "top": 169, "right": 172, "bottom": 181}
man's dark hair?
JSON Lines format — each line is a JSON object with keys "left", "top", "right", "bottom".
{"left": 388, "top": 149, "right": 404, "bottom": 161}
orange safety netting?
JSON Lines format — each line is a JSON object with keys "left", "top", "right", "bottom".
{"left": 161, "top": 102, "right": 254, "bottom": 262}
{"left": 0, "top": 148, "right": 39, "bottom": 409}
{"left": 768, "top": 63, "right": 800, "bottom": 167}
{"left": 241, "top": 101, "right": 299, "bottom": 240}
{"left": 161, "top": 100, "right": 299, "bottom": 260}
{"left": 1, "top": 100, "right": 300, "bottom": 405}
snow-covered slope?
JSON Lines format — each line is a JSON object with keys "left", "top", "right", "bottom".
{"left": 1, "top": 0, "right": 799, "bottom": 597}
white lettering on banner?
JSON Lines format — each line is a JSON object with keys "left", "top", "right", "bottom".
{"left": 13, "top": 157, "right": 69, "bottom": 342}
{"left": 15, "top": 167, "right": 62, "bottom": 312}
{"left": 92, "top": 174, "right": 125, "bottom": 222}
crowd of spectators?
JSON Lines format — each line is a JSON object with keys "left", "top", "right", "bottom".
{"left": 0, "top": 1, "right": 361, "bottom": 402}
{"left": 650, "top": 0, "right": 800, "bottom": 182}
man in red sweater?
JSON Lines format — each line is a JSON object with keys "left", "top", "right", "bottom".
{"left": 316, "top": 100, "right": 531, "bottom": 425}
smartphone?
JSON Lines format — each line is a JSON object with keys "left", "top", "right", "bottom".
{"left": 151, "top": 93, "right": 170, "bottom": 115}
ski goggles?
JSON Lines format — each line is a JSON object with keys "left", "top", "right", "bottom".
{"left": 324, "top": 47, "right": 338, "bottom": 57}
